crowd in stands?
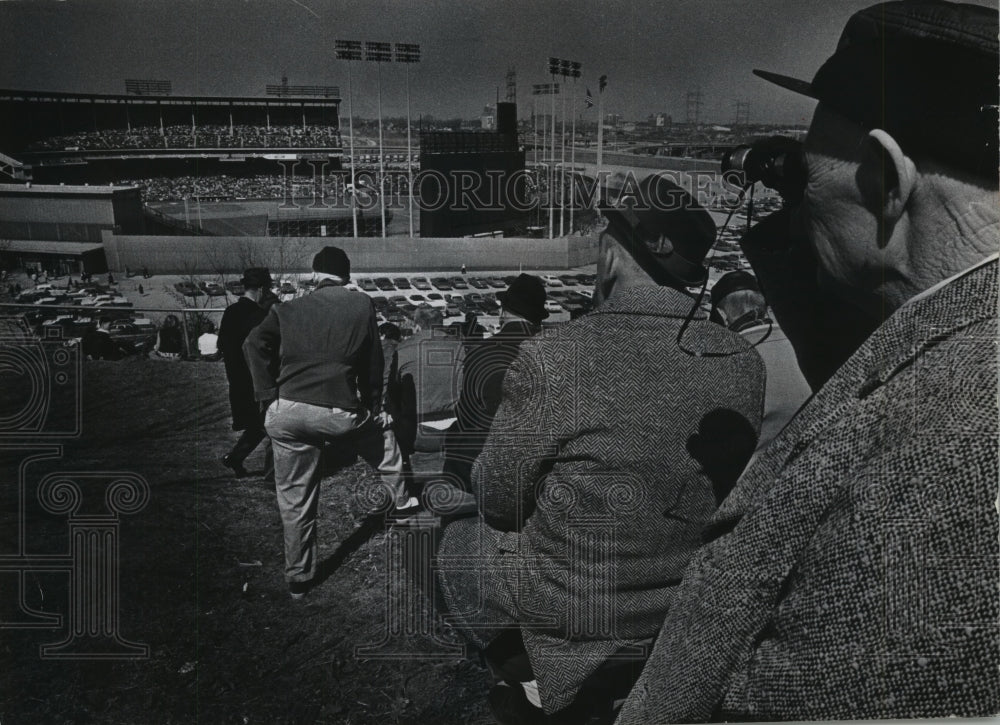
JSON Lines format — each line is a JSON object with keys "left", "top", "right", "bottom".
{"left": 119, "top": 171, "right": 410, "bottom": 202}
{"left": 25, "top": 124, "right": 342, "bottom": 152}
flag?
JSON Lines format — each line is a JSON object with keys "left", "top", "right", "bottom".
{"left": 585, "top": 88, "right": 594, "bottom": 108}
{"left": 599, "top": 75, "right": 608, "bottom": 92}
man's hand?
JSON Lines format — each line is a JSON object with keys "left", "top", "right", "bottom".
{"left": 377, "top": 411, "right": 394, "bottom": 429}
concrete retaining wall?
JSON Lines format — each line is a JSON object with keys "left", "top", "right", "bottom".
{"left": 100, "top": 231, "right": 600, "bottom": 274}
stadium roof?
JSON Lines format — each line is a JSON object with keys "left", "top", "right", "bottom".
{"left": 0, "top": 183, "right": 140, "bottom": 196}
{"left": 2, "top": 240, "right": 105, "bottom": 255}
{"left": 0, "top": 88, "right": 340, "bottom": 107}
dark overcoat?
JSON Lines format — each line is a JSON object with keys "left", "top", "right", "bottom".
{"left": 218, "top": 296, "right": 266, "bottom": 430}
{"left": 442, "top": 319, "right": 539, "bottom": 487}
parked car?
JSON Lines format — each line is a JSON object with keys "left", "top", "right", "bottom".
{"left": 358, "top": 278, "right": 378, "bottom": 292}
{"left": 541, "top": 275, "right": 563, "bottom": 287}
{"left": 200, "top": 281, "right": 226, "bottom": 296}
{"left": 80, "top": 294, "right": 114, "bottom": 306}
{"left": 225, "top": 280, "right": 245, "bottom": 295}
{"left": 544, "top": 300, "right": 564, "bottom": 314}
{"left": 468, "top": 277, "right": 490, "bottom": 289}
{"left": 558, "top": 275, "right": 580, "bottom": 286}
{"left": 279, "top": 282, "right": 297, "bottom": 295}
{"left": 425, "top": 293, "right": 447, "bottom": 308}
{"left": 388, "top": 295, "right": 407, "bottom": 305}
{"left": 375, "top": 277, "right": 395, "bottom": 291}
{"left": 450, "top": 277, "right": 469, "bottom": 290}
{"left": 431, "top": 277, "right": 453, "bottom": 291}
{"left": 445, "top": 304, "right": 462, "bottom": 317}
{"left": 486, "top": 278, "right": 506, "bottom": 288}
{"left": 174, "top": 281, "right": 202, "bottom": 297}
{"left": 408, "top": 294, "right": 426, "bottom": 304}
{"left": 392, "top": 277, "right": 412, "bottom": 290}
{"left": 412, "top": 277, "right": 432, "bottom": 291}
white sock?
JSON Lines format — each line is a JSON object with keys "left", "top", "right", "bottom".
{"left": 520, "top": 680, "right": 541, "bottom": 709}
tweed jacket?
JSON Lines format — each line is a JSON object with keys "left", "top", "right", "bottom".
{"left": 218, "top": 296, "right": 266, "bottom": 430}
{"left": 617, "top": 259, "right": 1000, "bottom": 723}
{"left": 461, "top": 285, "right": 765, "bottom": 712}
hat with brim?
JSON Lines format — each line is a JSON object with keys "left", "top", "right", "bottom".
{"left": 753, "top": 0, "right": 998, "bottom": 177}
{"left": 240, "top": 267, "right": 273, "bottom": 290}
{"left": 497, "top": 273, "right": 549, "bottom": 324}
{"left": 600, "top": 173, "right": 716, "bottom": 288}
{"left": 710, "top": 270, "right": 760, "bottom": 307}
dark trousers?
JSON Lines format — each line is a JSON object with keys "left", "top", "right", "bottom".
{"left": 228, "top": 422, "right": 273, "bottom": 477}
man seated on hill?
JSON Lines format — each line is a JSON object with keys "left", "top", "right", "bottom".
{"left": 617, "top": 2, "right": 1000, "bottom": 721}
{"left": 709, "top": 270, "right": 811, "bottom": 456}
{"left": 81, "top": 316, "right": 129, "bottom": 361}
{"left": 385, "top": 307, "right": 465, "bottom": 482}
{"left": 441, "top": 273, "right": 547, "bottom": 491}
{"left": 436, "top": 174, "right": 765, "bottom": 722}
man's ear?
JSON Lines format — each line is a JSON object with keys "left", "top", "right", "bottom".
{"left": 866, "top": 129, "right": 917, "bottom": 225}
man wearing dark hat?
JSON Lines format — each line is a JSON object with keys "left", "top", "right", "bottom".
{"left": 709, "top": 270, "right": 811, "bottom": 455}
{"left": 219, "top": 267, "right": 274, "bottom": 478}
{"left": 243, "top": 247, "right": 411, "bottom": 599}
{"left": 435, "top": 174, "right": 765, "bottom": 721}
{"left": 618, "top": 2, "right": 999, "bottom": 722}
{"left": 441, "top": 273, "right": 548, "bottom": 490}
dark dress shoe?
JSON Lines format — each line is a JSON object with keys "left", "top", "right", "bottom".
{"left": 222, "top": 454, "right": 249, "bottom": 477}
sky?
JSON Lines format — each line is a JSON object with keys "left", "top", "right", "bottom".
{"left": 0, "top": 0, "right": 994, "bottom": 125}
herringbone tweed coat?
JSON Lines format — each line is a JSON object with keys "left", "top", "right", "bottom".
{"left": 436, "top": 285, "right": 765, "bottom": 713}
{"left": 617, "top": 259, "right": 1000, "bottom": 723}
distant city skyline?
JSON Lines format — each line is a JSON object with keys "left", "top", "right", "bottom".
{"left": 1, "top": 0, "right": 993, "bottom": 126}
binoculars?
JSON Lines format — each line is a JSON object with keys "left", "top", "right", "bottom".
{"left": 721, "top": 136, "right": 807, "bottom": 204}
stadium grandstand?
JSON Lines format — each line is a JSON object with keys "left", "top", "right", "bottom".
{"left": 0, "top": 88, "right": 344, "bottom": 185}
{"left": 0, "top": 87, "right": 395, "bottom": 237}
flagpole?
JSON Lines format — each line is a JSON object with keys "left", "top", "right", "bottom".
{"left": 559, "top": 86, "right": 566, "bottom": 237}
{"left": 596, "top": 79, "right": 605, "bottom": 208}
{"left": 569, "top": 79, "right": 577, "bottom": 236}
{"left": 549, "top": 79, "right": 556, "bottom": 240}
{"left": 533, "top": 94, "right": 540, "bottom": 228}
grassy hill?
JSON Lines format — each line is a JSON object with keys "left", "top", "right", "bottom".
{"left": 0, "top": 358, "right": 491, "bottom": 724}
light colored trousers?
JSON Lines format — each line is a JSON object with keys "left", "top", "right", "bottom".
{"left": 265, "top": 399, "right": 405, "bottom": 582}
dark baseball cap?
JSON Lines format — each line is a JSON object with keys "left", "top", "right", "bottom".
{"left": 754, "top": 0, "right": 998, "bottom": 178}
{"left": 600, "top": 173, "right": 717, "bottom": 287}
{"left": 312, "top": 246, "right": 351, "bottom": 280}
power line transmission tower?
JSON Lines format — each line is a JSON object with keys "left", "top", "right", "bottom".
{"left": 506, "top": 66, "right": 517, "bottom": 103}
{"left": 686, "top": 89, "right": 703, "bottom": 127}
{"left": 734, "top": 100, "right": 750, "bottom": 127}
